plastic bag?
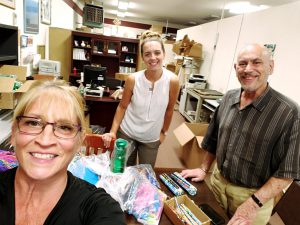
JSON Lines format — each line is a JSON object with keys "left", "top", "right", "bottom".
{"left": 98, "top": 165, "right": 166, "bottom": 225}
{"left": 68, "top": 153, "right": 166, "bottom": 225}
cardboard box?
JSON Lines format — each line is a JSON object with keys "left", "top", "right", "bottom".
{"left": 173, "top": 122, "right": 209, "bottom": 169}
{"left": 0, "top": 65, "right": 27, "bottom": 81}
{"left": 0, "top": 77, "right": 36, "bottom": 109}
{"left": 187, "top": 43, "right": 203, "bottom": 58}
{"left": 115, "top": 73, "right": 131, "bottom": 81}
{"left": 164, "top": 195, "right": 211, "bottom": 225}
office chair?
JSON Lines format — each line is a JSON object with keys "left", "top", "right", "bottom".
{"left": 84, "top": 134, "right": 115, "bottom": 156}
{"left": 271, "top": 181, "right": 300, "bottom": 225}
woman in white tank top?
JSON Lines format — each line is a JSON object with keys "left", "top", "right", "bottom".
{"left": 103, "top": 31, "right": 180, "bottom": 168}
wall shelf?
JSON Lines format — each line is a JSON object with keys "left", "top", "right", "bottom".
{"left": 71, "top": 31, "right": 139, "bottom": 77}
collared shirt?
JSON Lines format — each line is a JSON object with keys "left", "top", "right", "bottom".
{"left": 202, "top": 85, "right": 300, "bottom": 188}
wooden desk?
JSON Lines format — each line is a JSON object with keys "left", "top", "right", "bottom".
{"left": 126, "top": 168, "right": 228, "bottom": 225}
{"left": 84, "top": 95, "right": 120, "bottom": 132}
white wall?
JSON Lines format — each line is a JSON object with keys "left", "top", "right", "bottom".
{"left": 177, "top": 1, "right": 300, "bottom": 104}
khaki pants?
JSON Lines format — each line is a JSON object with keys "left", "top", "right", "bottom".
{"left": 210, "top": 165, "right": 274, "bottom": 225}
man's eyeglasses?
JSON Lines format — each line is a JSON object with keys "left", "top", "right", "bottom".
{"left": 16, "top": 116, "right": 82, "bottom": 139}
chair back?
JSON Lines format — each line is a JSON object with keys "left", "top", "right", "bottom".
{"left": 84, "top": 134, "right": 115, "bottom": 156}
{"left": 271, "top": 181, "right": 300, "bottom": 225}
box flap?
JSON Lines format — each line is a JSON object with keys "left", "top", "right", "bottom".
{"left": 16, "top": 80, "right": 37, "bottom": 93}
{"left": 186, "top": 122, "right": 209, "bottom": 136}
{"left": 195, "top": 136, "right": 204, "bottom": 148}
{"left": 0, "top": 77, "right": 16, "bottom": 92}
{"left": 173, "top": 123, "right": 195, "bottom": 146}
{"left": 0, "top": 65, "right": 27, "bottom": 81}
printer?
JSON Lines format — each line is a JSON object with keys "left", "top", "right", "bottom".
{"left": 38, "top": 60, "right": 61, "bottom": 77}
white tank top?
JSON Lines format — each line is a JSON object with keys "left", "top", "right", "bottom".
{"left": 120, "top": 68, "right": 172, "bottom": 142}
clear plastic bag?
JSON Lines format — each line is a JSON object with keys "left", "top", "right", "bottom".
{"left": 68, "top": 153, "right": 166, "bottom": 225}
{"left": 99, "top": 165, "right": 166, "bottom": 225}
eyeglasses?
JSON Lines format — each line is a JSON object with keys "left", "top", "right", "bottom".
{"left": 16, "top": 116, "right": 82, "bottom": 139}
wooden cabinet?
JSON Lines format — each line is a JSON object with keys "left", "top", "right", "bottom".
{"left": 0, "top": 24, "right": 18, "bottom": 65}
{"left": 71, "top": 31, "right": 139, "bottom": 77}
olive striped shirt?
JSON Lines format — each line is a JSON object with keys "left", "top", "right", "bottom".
{"left": 202, "top": 85, "right": 300, "bottom": 188}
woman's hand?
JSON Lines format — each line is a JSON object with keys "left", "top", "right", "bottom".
{"left": 159, "top": 131, "right": 167, "bottom": 143}
{"left": 180, "top": 168, "right": 207, "bottom": 182}
{"left": 102, "top": 132, "right": 116, "bottom": 148}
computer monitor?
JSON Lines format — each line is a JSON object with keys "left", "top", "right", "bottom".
{"left": 83, "top": 65, "right": 106, "bottom": 88}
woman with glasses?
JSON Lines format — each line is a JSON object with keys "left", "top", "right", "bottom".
{"left": 0, "top": 80, "right": 125, "bottom": 225}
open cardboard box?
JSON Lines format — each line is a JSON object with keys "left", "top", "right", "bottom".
{"left": 0, "top": 65, "right": 27, "bottom": 81}
{"left": 164, "top": 195, "right": 211, "bottom": 225}
{"left": 0, "top": 65, "right": 35, "bottom": 109}
{"left": 0, "top": 77, "right": 36, "bottom": 109}
{"left": 173, "top": 122, "right": 209, "bottom": 169}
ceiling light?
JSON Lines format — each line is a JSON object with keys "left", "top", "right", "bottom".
{"left": 225, "top": 1, "right": 269, "bottom": 14}
{"left": 118, "top": 1, "right": 129, "bottom": 10}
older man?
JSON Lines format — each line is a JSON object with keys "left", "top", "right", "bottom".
{"left": 181, "top": 43, "right": 300, "bottom": 225}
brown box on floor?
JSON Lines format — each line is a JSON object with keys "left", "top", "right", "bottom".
{"left": 164, "top": 195, "right": 211, "bottom": 225}
{"left": 173, "top": 122, "right": 208, "bottom": 169}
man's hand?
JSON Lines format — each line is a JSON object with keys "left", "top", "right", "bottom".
{"left": 227, "top": 197, "right": 258, "bottom": 225}
{"left": 180, "top": 168, "right": 207, "bottom": 182}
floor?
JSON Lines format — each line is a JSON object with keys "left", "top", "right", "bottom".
{"left": 155, "top": 104, "right": 186, "bottom": 169}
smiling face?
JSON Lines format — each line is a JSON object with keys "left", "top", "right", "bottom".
{"left": 11, "top": 87, "right": 84, "bottom": 181}
{"left": 142, "top": 40, "right": 165, "bottom": 72}
{"left": 235, "top": 44, "right": 274, "bottom": 95}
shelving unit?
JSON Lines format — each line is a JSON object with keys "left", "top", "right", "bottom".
{"left": 0, "top": 24, "right": 18, "bottom": 65}
{"left": 71, "top": 31, "right": 139, "bottom": 77}
{"left": 183, "top": 89, "right": 223, "bottom": 123}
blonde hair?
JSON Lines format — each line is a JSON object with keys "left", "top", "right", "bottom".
{"left": 13, "top": 80, "right": 87, "bottom": 135}
{"left": 140, "top": 30, "right": 165, "bottom": 55}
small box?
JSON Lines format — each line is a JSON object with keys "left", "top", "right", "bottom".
{"left": 0, "top": 77, "right": 36, "bottom": 109}
{"left": 115, "top": 73, "right": 131, "bottom": 81}
{"left": 173, "top": 122, "right": 208, "bottom": 169}
{"left": 164, "top": 195, "right": 211, "bottom": 225}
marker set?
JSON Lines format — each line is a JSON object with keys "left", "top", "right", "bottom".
{"left": 159, "top": 173, "right": 185, "bottom": 196}
{"left": 159, "top": 172, "right": 197, "bottom": 196}
{"left": 171, "top": 172, "right": 197, "bottom": 196}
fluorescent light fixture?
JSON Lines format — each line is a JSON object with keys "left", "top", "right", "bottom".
{"left": 225, "top": 1, "right": 269, "bottom": 14}
{"left": 118, "top": 1, "right": 129, "bottom": 10}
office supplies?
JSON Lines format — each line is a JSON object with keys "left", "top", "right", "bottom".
{"left": 159, "top": 173, "right": 184, "bottom": 196}
{"left": 171, "top": 172, "right": 197, "bottom": 196}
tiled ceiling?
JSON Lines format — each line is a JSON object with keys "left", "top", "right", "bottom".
{"left": 87, "top": 0, "right": 299, "bottom": 27}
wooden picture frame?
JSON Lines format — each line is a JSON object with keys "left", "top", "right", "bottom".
{"left": 0, "top": 0, "right": 15, "bottom": 9}
{"left": 41, "top": 0, "right": 51, "bottom": 25}
{"left": 24, "top": 0, "right": 39, "bottom": 34}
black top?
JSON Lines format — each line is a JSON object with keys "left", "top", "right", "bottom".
{"left": 0, "top": 167, "right": 126, "bottom": 225}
